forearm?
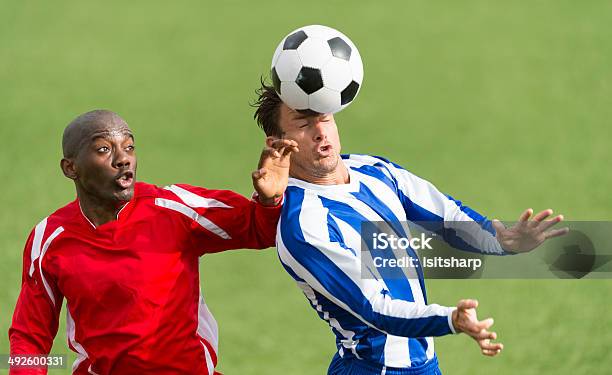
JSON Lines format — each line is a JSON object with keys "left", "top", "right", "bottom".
{"left": 362, "top": 296, "right": 457, "bottom": 337}
{"left": 9, "top": 305, "right": 57, "bottom": 375}
{"left": 248, "top": 197, "right": 282, "bottom": 248}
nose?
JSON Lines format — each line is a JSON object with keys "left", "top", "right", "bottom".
{"left": 113, "top": 148, "right": 131, "bottom": 169}
{"left": 312, "top": 118, "right": 328, "bottom": 143}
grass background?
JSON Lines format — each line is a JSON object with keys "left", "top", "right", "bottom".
{"left": 1, "top": 1, "right": 611, "bottom": 374}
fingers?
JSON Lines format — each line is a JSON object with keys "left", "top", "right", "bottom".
{"left": 251, "top": 168, "right": 268, "bottom": 180}
{"left": 492, "top": 219, "right": 506, "bottom": 235}
{"left": 267, "top": 137, "right": 299, "bottom": 154}
{"left": 532, "top": 209, "right": 553, "bottom": 222}
{"left": 544, "top": 227, "right": 570, "bottom": 239}
{"left": 481, "top": 347, "right": 503, "bottom": 356}
{"left": 479, "top": 338, "right": 503, "bottom": 356}
{"left": 258, "top": 142, "right": 297, "bottom": 169}
{"left": 463, "top": 317, "right": 494, "bottom": 337}
{"left": 259, "top": 138, "right": 298, "bottom": 171}
{"left": 532, "top": 211, "right": 569, "bottom": 242}
{"left": 456, "top": 300, "right": 503, "bottom": 357}
{"left": 464, "top": 318, "right": 495, "bottom": 337}
{"left": 479, "top": 339, "right": 503, "bottom": 352}
{"left": 518, "top": 208, "right": 533, "bottom": 222}
{"left": 537, "top": 214, "right": 563, "bottom": 232}
{"left": 479, "top": 318, "right": 494, "bottom": 331}
{"left": 261, "top": 146, "right": 281, "bottom": 159}
{"left": 457, "top": 299, "right": 478, "bottom": 310}
{"left": 270, "top": 138, "right": 298, "bottom": 148}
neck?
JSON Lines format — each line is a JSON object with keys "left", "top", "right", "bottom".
{"left": 77, "top": 189, "right": 126, "bottom": 227}
{"left": 293, "top": 162, "right": 350, "bottom": 186}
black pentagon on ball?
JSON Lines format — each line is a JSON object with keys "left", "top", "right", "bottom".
{"left": 341, "top": 81, "right": 360, "bottom": 105}
{"left": 271, "top": 67, "right": 281, "bottom": 94}
{"left": 327, "top": 37, "right": 351, "bottom": 61}
{"left": 283, "top": 30, "right": 308, "bottom": 50}
{"left": 296, "top": 67, "right": 324, "bottom": 95}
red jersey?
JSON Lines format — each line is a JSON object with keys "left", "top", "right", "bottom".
{"left": 9, "top": 182, "right": 281, "bottom": 374}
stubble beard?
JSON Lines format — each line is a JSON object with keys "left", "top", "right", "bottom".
{"left": 293, "top": 152, "right": 340, "bottom": 180}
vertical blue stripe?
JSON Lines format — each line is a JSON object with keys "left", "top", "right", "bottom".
{"left": 280, "top": 188, "right": 453, "bottom": 338}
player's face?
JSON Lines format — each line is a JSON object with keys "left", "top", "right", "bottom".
{"left": 278, "top": 103, "right": 342, "bottom": 179}
{"left": 73, "top": 123, "right": 137, "bottom": 204}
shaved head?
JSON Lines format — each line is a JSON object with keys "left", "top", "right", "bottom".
{"left": 62, "top": 110, "right": 131, "bottom": 158}
{"left": 60, "top": 109, "right": 137, "bottom": 223}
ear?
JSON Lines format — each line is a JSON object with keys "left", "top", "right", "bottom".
{"left": 60, "top": 158, "right": 77, "bottom": 180}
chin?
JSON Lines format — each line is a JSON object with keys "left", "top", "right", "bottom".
{"left": 318, "top": 155, "right": 340, "bottom": 172}
{"left": 114, "top": 187, "right": 135, "bottom": 202}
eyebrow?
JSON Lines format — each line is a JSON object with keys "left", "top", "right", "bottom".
{"left": 292, "top": 113, "right": 331, "bottom": 122}
{"left": 291, "top": 114, "right": 310, "bottom": 121}
{"left": 90, "top": 130, "right": 134, "bottom": 142}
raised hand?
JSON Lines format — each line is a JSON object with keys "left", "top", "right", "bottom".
{"left": 492, "top": 208, "right": 569, "bottom": 253}
{"left": 452, "top": 299, "right": 503, "bottom": 357}
{"left": 252, "top": 137, "right": 299, "bottom": 206}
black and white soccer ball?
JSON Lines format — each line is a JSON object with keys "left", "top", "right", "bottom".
{"left": 271, "top": 25, "right": 363, "bottom": 114}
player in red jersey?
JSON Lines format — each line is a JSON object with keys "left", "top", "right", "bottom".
{"left": 9, "top": 109, "right": 298, "bottom": 375}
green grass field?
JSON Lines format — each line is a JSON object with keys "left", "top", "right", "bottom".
{"left": 1, "top": 1, "right": 611, "bottom": 374}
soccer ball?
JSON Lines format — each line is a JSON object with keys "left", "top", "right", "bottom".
{"left": 271, "top": 25, "right": 363, "bottom": 114}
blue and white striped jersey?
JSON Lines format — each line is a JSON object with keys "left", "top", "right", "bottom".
{"left": 277, "top": 154, "right": 506, "bottom": 369}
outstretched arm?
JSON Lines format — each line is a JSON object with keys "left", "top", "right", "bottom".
{"left": 168, "top": 138, "right": 298, "bottom": 253}
{"left": 374, "top": 156, "right": 568, "bottom": 254}
{"left": 374, "top": 157, "right": 505, "bottom": 254}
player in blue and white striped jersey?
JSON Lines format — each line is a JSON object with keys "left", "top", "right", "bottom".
{"left": 252, "top": 84, "right": 568, "bottom": 375}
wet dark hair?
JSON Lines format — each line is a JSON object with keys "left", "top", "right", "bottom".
{"left": 252, "top": 77, "right": 321, "bottom": 137}
{"left": 252, "top": 77, "right": 283, "bottom": 137}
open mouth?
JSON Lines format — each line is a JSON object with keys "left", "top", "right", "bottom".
{"left": 115, "top": 170, "right": 134, "bottom": 190}
{"left": 317, "top": 144, "right": 333, "bottom": 157}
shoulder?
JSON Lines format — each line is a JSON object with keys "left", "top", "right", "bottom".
{"left": 343, "top": 153, "right": 409, "bottom": 174}
{"left": 344, "top": 154, "right": 423, "bottom": 181}
{"left": 281, "top": 186, "right": 309, "bottom": 220}
{"left": 342, "top": 153, "right": 395, "bottom": 168}
{"left": 133, "top": 181, "right": 169, "bottom": 198}
{"left": 22, "top": 200, "right": 80, "bottom": 262}
{"left": 35, "top": 200, "right": 79, "bottom": 238}
{"left": 342, "top": 154, "right": 408, "bottom": 190}
{"left": 281, "top": 187, "right": 329, "bottom": 233}
{"left": 278, "top": 188, "right": 327, "bottom": 248}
